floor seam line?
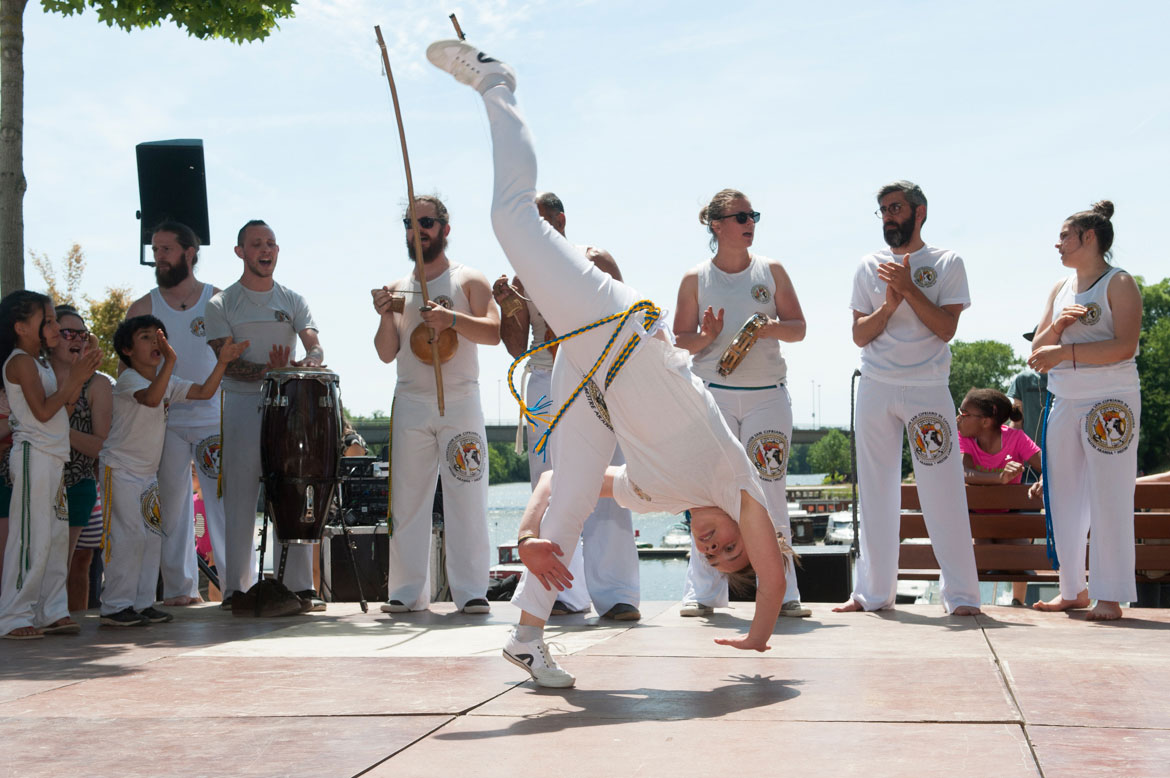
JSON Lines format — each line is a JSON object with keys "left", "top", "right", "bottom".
{"left": 979, "top": 618, "right": 1046, "bottom": 778}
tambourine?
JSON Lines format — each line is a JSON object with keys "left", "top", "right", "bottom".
{"left": 410, "top": 321, "right": 459, "bottom": 365}
{"left": 716, "top": 313, "right": 768, "bottom": 377}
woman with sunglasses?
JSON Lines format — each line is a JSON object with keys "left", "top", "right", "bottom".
{"left": 1026, "top": 200, "right": 1141, "bottom": 621}
{"left": 49, "top": 306, "right": 111, "bottom": 614}
{"left": 672, "top": 189, "right": 808, "bottom": 619}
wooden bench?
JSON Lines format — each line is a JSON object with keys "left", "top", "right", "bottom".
{"left": 897, "top": 482, "right": 1170, "bottom": 584}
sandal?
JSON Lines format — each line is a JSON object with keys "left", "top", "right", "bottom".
{"left": 3, "top": 626, "right": 44, "bottom": 640}
{"left": 42, "top": 618, "right": 81, "bottom": 635}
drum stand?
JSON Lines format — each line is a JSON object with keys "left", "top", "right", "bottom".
{"left": 336, "top": 512, "right": 368, "bottom": 613}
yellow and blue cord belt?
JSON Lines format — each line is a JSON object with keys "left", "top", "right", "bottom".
{"left": 507, "top": 300, "right": 661, "bottom": 458}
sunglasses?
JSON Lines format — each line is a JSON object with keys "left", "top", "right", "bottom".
{"left": 402, "top": 216, "right": 443, "bottom": 230}
{"left": 59, "top": 328, "right": 90, "bottom": 341}
{"left": 714, "top": 211, "right": 761, "bottom": 225}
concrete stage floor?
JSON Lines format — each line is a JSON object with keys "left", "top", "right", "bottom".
{"left": 1, "top": 601, "right": 1167, "bottom": 777}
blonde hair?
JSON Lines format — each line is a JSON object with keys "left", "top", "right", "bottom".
{"left": 725, "top": 531, "right": 798, "bottom": 597}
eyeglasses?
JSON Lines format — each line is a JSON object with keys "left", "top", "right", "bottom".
{"left": 875, "top": 202, "right": 910, "bottom": 219}
{"left": 714, "top": 211, "right": 761, "bottom": 225}
{"left": 402, "top": 216, "right": 442, "bottom": 230}
{"left": 956, "top": 411, "right": 987, "bottom": 419}
{"left": 59, "top": 328, "right": 89, "bottom": 341}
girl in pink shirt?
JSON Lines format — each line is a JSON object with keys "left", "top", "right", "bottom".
{"left": 957, "top": 388, "right": 1043, "bottom": 605}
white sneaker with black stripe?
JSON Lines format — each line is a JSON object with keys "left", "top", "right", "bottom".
{"left": 503, "top": 631, "right": 575, "bottom": 688}
{"left": 426, "top": 39, "right": 516, "bottom": 94}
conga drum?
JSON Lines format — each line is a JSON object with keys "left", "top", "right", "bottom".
{"left": 260, "top": 367, "right": 342, "bottom": 544}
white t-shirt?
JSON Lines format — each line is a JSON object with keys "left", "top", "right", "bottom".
{"left": 150, "top": 285, "right": 220, "bottom": 427}
{"left": 100, "top": 368, "right": 193, "bottom": 478}
{"left": 392, "top": 262, "right": 481, "bottom": 401}
{"left": 204, "top": 281, "right": 317, "bottom": 394}
{"left": 850, "top": 244, "right": 970, "bottom": 386}
{"left": 2, "top": 349, "right": 69, "bottom": 461}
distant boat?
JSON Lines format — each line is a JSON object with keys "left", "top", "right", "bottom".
{"left": 661, "top": 522, "right": 691, "bottom": 550}
{"left": 489, "top": 544, "right": 525, "bottom": 581}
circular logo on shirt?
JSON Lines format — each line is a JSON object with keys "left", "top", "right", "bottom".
{"left": 433, "top": 295, "right": 454, "bottom": 310}
{"left": 913, "top": 267, "right": 938, "bottom": 288}
{"left": 190, "top": 316, "right": 206, "bottom": 337}
{"left": 1079, "top": 302, "right": 1102, "bottom": 326}
{"left": 746, "top": 430, "right": 789, "bottom": 481}
{"left": 195, "top": 435, "right": 222, "bottom": 479}
{"left": 274, "top": 310, "right": 292, "bottom": 323}
{"left": 584, "top": 378, "right": 613, "bottom": 431}
{"left": 750, "top": 284, "right": 771, "bottom": 304}
{"left": 446, "top": 432, "right": 486, "bottom": 482}
{"left": 909, "top": 412, "right": 952, "bottom": 465}
{"left": 141, "top": 482, "right": 163, "bottom": 536}
{"left": 1085, "top": 399, "right": 1134, "bottom": 454}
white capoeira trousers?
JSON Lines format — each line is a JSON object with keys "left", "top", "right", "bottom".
{"left": 157, "top": 423, "right": 226, "bottom": 599}
{"left": 519, "top": 367, "right": 639, "bottom": 615}
{"left": 0, "top": 445, "right": 67, "bottom": 633}
{"left": 1043, "top": 390, "right": 1140, "bottom": 603}
{"left": 388, "top": 392, "right": 490, "bottom": 610}
{"left": 683, "top": 385, "right": 800, "bottom": 607}
{"left": 221, "top": 390, "right": 313, "bottom": 597}
{"left": 853, "top": 378, "right": 980, "bottom": 612}
{"left": 99, "top": 465, "right": 166, "bottom": 614}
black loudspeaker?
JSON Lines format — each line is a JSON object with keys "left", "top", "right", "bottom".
{"left": 135, "top": 139, "right": 210, "bottom": 260}
{"left": 321, "top": 526, "right": 389, "bottom": 603}
{"left": 793, "top": 546, "right": 853, "bottom": 603}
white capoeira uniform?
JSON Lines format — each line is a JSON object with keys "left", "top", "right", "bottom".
{"left": 1042, "top": 267, "right": 1140, "bottom": 603}
{"left": 204, "top": 282, "right": 317, "bottom": 597}
{"left": 683, "top": 256, "right": 801, "bottom": 607}
{"left": 849, "top": 245, "right": 980, "bottom": 612}
{"left": 480, "top": 84, "right": 768, "bottom": 621}
{"left": 387, "top": 263, "right": 491, "bottom": 611}
{"left": 151, "top": 285, "right": 227, "bottom": 600}
{"left": 0, "top": 350, "right": 69, "bottom": 634}
{"left": 99, "top": 369, "right": 193, "bottom": 615}
{"left": 522, "top": 294, "right": 640, "bottom": 615}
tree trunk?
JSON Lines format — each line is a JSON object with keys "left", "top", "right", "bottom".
{"left": 0, "top": 0, "right": 28, "bottom": 294}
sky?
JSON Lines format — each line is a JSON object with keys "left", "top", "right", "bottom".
{"left": 17, "top": 0, "right": 1170, "bottom": 428}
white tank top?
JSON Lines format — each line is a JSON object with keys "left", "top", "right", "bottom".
{"left": 394, "top": 262, "right": 481, "bottom": 400}
{"left": 525, "top": 299, "right": 554, "bottom": 371}
{"left": 2, "top": 349, "right": 69, "bottom": 461}
{"left": 150, "top": 285, "right": 220, "bottom": 427}
{"left": 691, "top": 255, "right": 787, "bottom": 386}
{"left": 1047, "top": 266, "right": 1140, "bottom": 399}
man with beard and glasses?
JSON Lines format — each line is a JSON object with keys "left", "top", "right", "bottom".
{"left": 833, "top": 180, "right": 981, "bottom": 616}
{"left": 125, "top": 221, "right": 226, "bottom": 606}
{"left": 204, "top": 220, "right": 326, "bottom": 611}
{"left": 372, "top": 195, "right": 501, "bottom": 614}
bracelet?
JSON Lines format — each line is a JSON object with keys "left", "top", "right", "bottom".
{"left": 450, "top": 310, "right": 457, "bottom": 328}
{"left": 517, "top": 531, "right": 538, "bottom": 545}
{"left": 1071, "top": 343, "right": 1077, "bottom": 370}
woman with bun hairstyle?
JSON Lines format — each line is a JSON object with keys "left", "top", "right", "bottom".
{"left": 672, "top": 188, "right": 809, "bottom": 618}
{"left": 1026, "top": 200, "right": 1142, "bottom": 620}
{"left": 956, "top": 388, "right": 1043, "bottom": 605}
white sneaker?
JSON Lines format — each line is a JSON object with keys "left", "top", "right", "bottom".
{"left": 779, "top": 600, "right": 812, "bottom": 618}
{"left": 380, "top": 600, "right": 409, "bottom": 614}
{"left": 503, "top": 632, "right": 575, "bottom": 688}
{"left": 426, "top": 39, "right": 516, "bottom": 94}
{"left": 679, "top": 601, "right": 714, "bottom": 617}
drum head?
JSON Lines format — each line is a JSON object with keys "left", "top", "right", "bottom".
{"left": 410, "top": 324, "right": 459, "bottom": 365}
{"left": 264, "top": 366, "right": 339, "bottom": 383}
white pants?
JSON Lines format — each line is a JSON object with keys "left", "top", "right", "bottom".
{"left": 853, "top": 378, "right": 980, "bottom": 612}
{"left": 683, "top": 385, "right": 800, "bottom": 606}
{"left": 521, "top": 368, "right": 639, "bottom": 615}
{"left": 221, "top": 390, "right": 313, "bottom": 597}
{"left": 99, "top": 465, "right": 165, "bottom": 614}
{"left": 0, "top": 444, "right": 67, "bottom": 633}
{"left": 1043, "top": 390, "right": 1140, "bottom": 603}
{"left": 387, "top": 392, "right": 490, "bottom": 610}
{"left": 157, "top": 423, "right": 226, "bottom": 599}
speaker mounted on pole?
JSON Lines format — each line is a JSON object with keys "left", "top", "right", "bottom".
{"left": 135, "top": 139, "right": 210, "bottom": 266}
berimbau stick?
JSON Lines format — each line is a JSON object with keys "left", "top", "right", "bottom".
{"left": 375, "top": 25, "right": 445, "bottom": 416}
{"left": 450, "top": 14, "right": 466, "bottom": 40}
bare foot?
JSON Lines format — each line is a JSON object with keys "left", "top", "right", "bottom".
{"left": 951, "top": 606, "right": 982, "bottom": 616}
{"left": 3, "top": 626, "right": 43, "bottom": 640}
{"left": 1033, "top": 589, "right": 1090, "bottom": 612}
{"left": 163, "top": 596, "right": 191, "bottom": 606}
{"left": 1085, "top": 600, "right": 1122, "bottom": 621}
{"left": 832, "top": 599, "right": 865, "bottom": 613}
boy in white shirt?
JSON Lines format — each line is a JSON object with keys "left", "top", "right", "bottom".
{"left": 99, "top": 315, "right": 246, "bottom": 626}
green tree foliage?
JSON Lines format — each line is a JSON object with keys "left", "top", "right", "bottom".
{"left": 85, "top": 286, "right": 132, "bottom": 376}
{"left": 30, "top": 243, "right": 84, "bottom": 307}
{"left": 809, "top": 428, "right": 851, "bottom": 482}
{"left": 1137, "top": 277, "right": 1170, "bottom": 473}
{"left": 488, "top": 442, "right": 529, "bottom": 484}
{"left": 41, "top": 1, "right": 296, "bottom": 44}
{"left": 948, "top": 339, "right": 1024, "bottom": 409}
{"left": 788, "top": 442, "right": 810, "bottom": 474}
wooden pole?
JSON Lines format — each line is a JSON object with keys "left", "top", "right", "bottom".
{"left": 449, "top": 13, "right": 466, "bottom": 40}
{"left": 374, "top": 25, "right": 444, "bottom": 416}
